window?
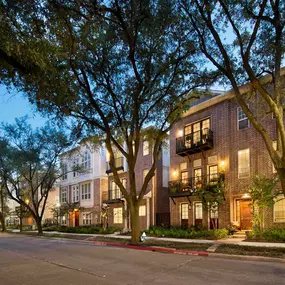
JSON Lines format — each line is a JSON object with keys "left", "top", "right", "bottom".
{"left": 139, "top": 205, "right": 146, "bottom": 216}
{"left": 83, "top": 151, "right": 91, "bottom": 169}
{"left": 72, "top": 185, "right": 79, "bottom": 202}
{"left": 180, "top": 162, "right": 187, "bottom": 170}
{"left": 61, "top": 215, "right": 67, "bottom": 225}
{"left": 209, "top": 165, "right": 218, "bottom": 183}
{"left": 184, "top": 118, "right": 210, "bottom": 147}
{"left": 194, "top": 168, "right": 202, "bottom": 188}
{"left": 273, "top": 140, "right": 277, "bottom": 173}
{"left": 73, "top": 157, "right": 79, "bottom": 177}
{"left": 83, "top": 213, "right": 92, "bottom": 225}
{"left": 195, "top": 202, "right": 203, "bottom": 220}
{"left": 113, "top": 208, "right": 123, "bottom": 223}
{"left": 274, "top": 195, "right": 285, "bottom": 223}
{"left": 210, "top": 202, "right": 219, "bottom": 219}
{"left": 181, "top": 171, "right": 188, "bottom": 187}
{"left": 81, "top": 183, "right": 91, "bottom": 200}
{"left": 61, "top": 188, "right": 67, "bottom": 203}
{"left": 181, "top": 203, "right": 189, "bottom": 219}
{"left": 237, "top": 107, "right": 249, "bottom": 130}
{"left": 62, "top": 164, "right": 67, "bottom": 180}
{"left": 110, "top": 181, "right": 121, "bottom": 199}
{"left": 238, "top": 149, "right": 250, "bottom": 178}
{"left": 143, "top": 140, "right": 149, "bottom": 156}
{"left": 143, "top": 169, "right": 149, "bottom": 182}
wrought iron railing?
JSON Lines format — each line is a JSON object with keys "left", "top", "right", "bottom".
{"left": 106, "top": 157, "right": 124, "bottom": 173}
{"left": 168, "top": 173, "right": 224, "bottom": 196}
{"left": 176, "top": 128, "right": 213, "bottom": 154}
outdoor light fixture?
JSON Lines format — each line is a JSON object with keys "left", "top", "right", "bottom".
{"left": 242, "top": 193, "right": 250, "bottom": 199}
{"left": 74, "top": 208, "right": 79, "bottom": 212}
{"left": 25, "top": 199, "right": 29, "bottom": 204}
{"left": 56, "top": 203, "right": 61, "bottom": 208}
{"left": 220, "top": 160, "right": 225, "bottom": 167}
{"left": 177, "top": 129, "right": 183, "bottom": 137}
{"left": 172, "top": 170, "right": 178, "bottom": 177}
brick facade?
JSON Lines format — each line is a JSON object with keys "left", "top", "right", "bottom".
{"left": 169, "top": 92, "right": 285, "bottom": 230}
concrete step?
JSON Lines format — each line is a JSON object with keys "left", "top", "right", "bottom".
{"left": 232, "top": 234, "right": 246, "bottom": 239}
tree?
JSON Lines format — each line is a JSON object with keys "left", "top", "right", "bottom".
{"left": 0, "top": 117, "right": 72, "bottom": 235}
{"left": 249, "top": 175, "right": 279, "bottom": 231}
{"left": 0, "top": 1, "right": 212, "bottom": 243}
{"left": 181, "top": 1, "right": 285, "bottom": 193}
{"left": 0, "top": 181, "right": 9, "bottom": 231}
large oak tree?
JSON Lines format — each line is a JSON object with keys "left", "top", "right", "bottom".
{"left": 0, "top": 1, "right": 212, "bottom": 243}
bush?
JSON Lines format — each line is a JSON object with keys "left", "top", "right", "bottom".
{"left": 144, "top": 226, "right": 228, "bottom": 240}
{"left": 246, "top": 228, "right": 285, "bottom": 242}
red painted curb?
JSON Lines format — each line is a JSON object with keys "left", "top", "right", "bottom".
{"left": 92, "top": 241, "right": 209, "bottom": 257}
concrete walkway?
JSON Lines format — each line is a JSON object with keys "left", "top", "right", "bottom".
{"left": 38, "top": 231, "right": 285, "bottom": 248}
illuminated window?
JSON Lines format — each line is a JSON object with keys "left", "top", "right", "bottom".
{"left": 238, "top": 149, "right": 250, "bottom": 178}
{"left": 83, "top": 213, "right": 92, "bottom": 225}
{"left": 181, "top": 203, "right": 189, "bottom": 219}
{"left": 274, "top": 195, "right": 285, "bottom": 223}
{"left": 139, "top": 205, "right": 146, "bottom": 216}
{"left": 113, "top": 208, "right": 123, "bottom": 223}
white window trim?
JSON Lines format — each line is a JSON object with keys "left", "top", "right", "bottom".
{"left": 61, "top": 188, "right": 67, "bottom": 203}
{"left": 81, "top": 183, "right": 91, "bottom": 200}
{"left": 237, "top": 106, "right": 249, "bottom": 130}
{"left": 83, "top": 151, "right": 91, "bottom": 169}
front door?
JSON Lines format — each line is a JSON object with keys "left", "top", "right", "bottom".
{"left": 240, "top": 200, "right": 252, "bottom": 230}
{"left": 75, "top": 211, "right": 79, "bottom": 227}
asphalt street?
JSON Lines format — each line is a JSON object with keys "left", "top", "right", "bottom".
{"left": 0, "top": 233, "right": 284, "bottom": 285}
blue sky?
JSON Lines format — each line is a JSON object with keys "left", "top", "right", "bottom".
{"left": 0, "top": 85, "right": 47, "bottom": 128}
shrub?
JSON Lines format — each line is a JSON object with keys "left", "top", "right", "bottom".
{"left": 246, "top": 228, "right": 285, "bottom": 242}
{"left": 144, "top": 226, "right": 228, "bottom": 239}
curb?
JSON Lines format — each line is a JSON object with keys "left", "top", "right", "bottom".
{"left": 209, "top": 253, "right": 285, "bottom": 263}
{"left": 92, "top": 241, "right": 209, "bottom": 256}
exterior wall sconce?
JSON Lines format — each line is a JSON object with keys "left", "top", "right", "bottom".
{"left": 177, "top": 129, "right": 183, "bottom": 137}
{"left": 172, "top": 170, "right": 178, "bottom": 178}
{"left": 74, "top": 208, "right": 79, "bottom": 212}
{"left": 242, "top": 193, "right": 250, "bottom": 199}
{"left": 25, "top": 199, "right": 30, "bottom": 205}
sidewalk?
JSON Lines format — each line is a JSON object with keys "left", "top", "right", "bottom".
{"left": 41, "top": 231, "right": 285, "bottom": 248}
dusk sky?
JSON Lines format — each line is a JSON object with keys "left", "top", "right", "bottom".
{"left": 0, "top": 85, "right": 47, "bottom": 128}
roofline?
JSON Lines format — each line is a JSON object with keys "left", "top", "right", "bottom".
{"left": 181, "top": 70, "right": 285, "bottom": 118}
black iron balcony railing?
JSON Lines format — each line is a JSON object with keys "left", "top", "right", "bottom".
{"left": 108, "top": 189, "right": 122, "bottom": 200}
{"left": 176, "top": 128, "right": 213, "bottom": 156}
{"left": 168, "top": 173, "right": 224, "bottom": 197}
{"left": 106, "top": 157, "right": 124, "bottom": 174}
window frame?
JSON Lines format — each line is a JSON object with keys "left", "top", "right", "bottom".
{"left": 139, "top": 205, "right": 146, "bottom": 216}
{"left": 113, "top": 207, "right": 123, "bottom": 224}
{"left": 81, "top": 183, "right": 91, "bottom": 200}
{"left": 143, "top": 140, "right": 150, "bottom": 156}
{"left": 72, "top": 185, "right": 79, "bottom": 203}
{"left": 60, "top": 188, "right": 67, "bottom": 203}
{"left": 237, "top": 106, "right": 249, "bottom": 130}
{"left": 83, "top": 151, "right": 91, "bottom": 169}
{"left": 181, "top": 203, "right": 189, "bottom": 220}
{"left": 273, "top": 195, "right": 285, "bottom": 223}
{"left": 238, "top": 148, "right": 250, "bottom": 179}
{"left": 82, "top": 213, "right": 92, "bottom": 225}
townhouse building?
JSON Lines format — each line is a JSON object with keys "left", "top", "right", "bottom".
{"left": 59, "top": 142, "right": 108, "bottom": 227}
{"left": 168, "top": 88, "right": 285, "bottom": 230}
{"left": 102, "top": 139, "right": 170, "bottom": 230}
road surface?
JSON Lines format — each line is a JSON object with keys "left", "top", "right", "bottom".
{"left": 0, "top": 233, "right": 284, "bottom": 285}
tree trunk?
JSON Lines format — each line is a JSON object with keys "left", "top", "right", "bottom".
{"left": 35, "top": 217, "right": 43, "bottom": 236}
{"left": 0, "top": 212, "right": 6, "bottom": 232}
{"left": 130, "top": 204, "right": 140, "bottom": 245}
{"left": 19, "top": 205, "right": 23, "bottom": 232}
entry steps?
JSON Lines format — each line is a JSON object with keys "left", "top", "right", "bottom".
{"left": 231, "top": 230, "right": 249, "bottom": 239}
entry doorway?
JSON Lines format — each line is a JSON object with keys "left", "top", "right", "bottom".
{"left": 75, "top": 211, "right": 79, "bottom": 227}
{"left": 180, "top": 203, "right": 189, "bottom": 228}
{"left": 240, "top": 200, "right": 252, "bottom": 230}
{"left": 194, "top": 202, "right": 203, "bottom": 227}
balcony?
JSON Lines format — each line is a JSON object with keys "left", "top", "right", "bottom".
{"left": 176, "top": 128, "right": 213, "bottom": 156}
{"left": 103, "top": 189, "right": 123, "bottom": 203}
{"left": 168, "top": 173, "right": 224, "bottom": 198}
{"left": 106, "top": 157, "right": 124, "bottom": 174}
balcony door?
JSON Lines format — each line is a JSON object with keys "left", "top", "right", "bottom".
{"left": 194, "top": 202, "right": 203, "bottom": 227}
{"left": 194, "top": 168, "right": 202, "bottom": 189}
{"left": 181, "top": 203, "right": 189, "bottom": 228}
{"left": 181, "top": 171, "right": 188, "bottom": 190}
{"left": 184, "top": 118, "right": 210, "bottom": 146}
